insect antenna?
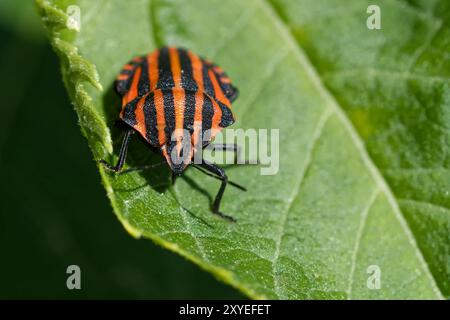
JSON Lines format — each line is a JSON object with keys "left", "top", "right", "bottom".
{"left": 192, "top": 164, "right": 246, "bottom": 191}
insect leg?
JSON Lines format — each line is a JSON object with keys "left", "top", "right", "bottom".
{"left": 119, "top": 161, "right": 165, "bottom": 174}
{"left": 207, "top": 143, "right": 240, "bottom": 164}
{"left": 210, "top": 143, "right": 239, "bottom": 152}
{"left": 171, "top": 172, "right": 178, "bottom": 185}
{"left": 192, "top": 165, "right": 246, "bottom": 191}
{"left": 208, "top": 143, "right": 259, "bottom": 165}
{"left": 198, "top": 159, "right": 236, "bottom": 222}
{"left": 100, "top": 129, "right": 134, "bottom": 172}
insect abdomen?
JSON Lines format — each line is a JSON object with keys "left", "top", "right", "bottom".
{"left": 121, "top": 88, "right": 234, "bottom": 147}
{"left": 117, "top": 47, "right": 237, "bottom": 149}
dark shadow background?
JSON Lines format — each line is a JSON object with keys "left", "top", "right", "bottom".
{"left": 0, "top": 1, "right": 243, "bottom": 299}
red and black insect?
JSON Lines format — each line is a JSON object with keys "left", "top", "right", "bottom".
{"left": 100, "top": 47, "right": 244, "bottom": 221}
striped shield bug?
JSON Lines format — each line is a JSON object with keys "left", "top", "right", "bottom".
{"left": 100, "top": 47, "right": 245, "bottom": 221}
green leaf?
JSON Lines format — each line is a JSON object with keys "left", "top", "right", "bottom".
{"left": 36, "top": 0, "right": 449, "bottom": 299}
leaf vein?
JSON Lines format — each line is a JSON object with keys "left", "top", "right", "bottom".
{"left": 322, "top": 68, "right": 450, "bottom": 83}
{"left": 347, "top": 188, "right": 380, "bottom": 299}
{"left": 260, "top": 0, "right": 444, "bottom": 299}
{"left": 209, "top": 7, "right": 256, "bottom": 59}
{"left": 271, "top": 107, "right": 332, "bottom": 298}
{"left": 398, "top": 198, "right": 450, "bottom": 214}
{"left": 238, "top": 48, "right": 289, "bottom": 121}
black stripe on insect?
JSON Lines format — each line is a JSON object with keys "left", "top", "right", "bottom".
{"left": 100, "top": 47, "right": 246, "bottom": 222}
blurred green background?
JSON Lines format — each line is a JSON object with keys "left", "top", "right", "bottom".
{"left": 0, "top": 1, "right": 242, "bottom": 299}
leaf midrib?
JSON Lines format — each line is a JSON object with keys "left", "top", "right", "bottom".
{"left": 259, "top": 0, "right": 443, "bottom": 298}
{"left": 145, "top": 0, "right": 444, "bottom": 298}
